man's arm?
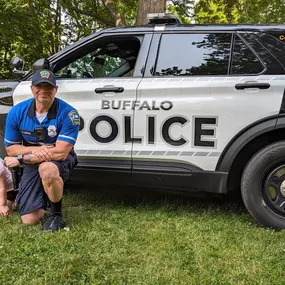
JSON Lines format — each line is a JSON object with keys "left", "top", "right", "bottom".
{"left": 6, "top": 140, "right": 72, "bottom": 162}
{"left": 31, "top": 141, "right": 73, "bottom": 162}
{"left": 5, "top": 141, "right": 73, "bottom": 166}
{"left": 5, "top": 150, "right": 53, "bottom": 166}
{"left": 4, "top": 106, "right": 23, "bottom": 155}
{"left": 6, "top": 144, "right": 54, "bottom": 162}
{"left": 49, "top": 141, "right": 74, "bottom": 160}
{"left": 6, "top": 145, "right": 41, "bottom": 157}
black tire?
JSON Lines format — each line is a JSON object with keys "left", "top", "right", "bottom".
{"left": 241, "top": 141, "right": 285, "bottom": 229}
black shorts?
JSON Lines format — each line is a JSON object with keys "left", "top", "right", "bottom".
{"left": 16, "top": 150, "right": 77, "bottom": 216}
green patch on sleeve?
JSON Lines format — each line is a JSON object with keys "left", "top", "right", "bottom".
{"left": 68, "top": 110, "right": 80, "bottom": 125}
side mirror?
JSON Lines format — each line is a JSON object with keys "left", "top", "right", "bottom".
{"left": 32, "top": 58, "right": 50, "bottom": 71}
{"left": 10, "top": 56, "right": 25, "bottom": 74}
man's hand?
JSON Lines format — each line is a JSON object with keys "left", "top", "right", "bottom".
{"left": 0, "top": 205, "right": 11, "bottom": 217}
{"left": 4, "top": 157, "right": 20, "bottom": 168}
{"left": 31, "top": 145, "right": 54, "bottom": 162}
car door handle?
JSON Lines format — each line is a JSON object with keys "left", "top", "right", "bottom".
{"left": 95, "top": 87, "right": 124, "bottom": 94}
{"left": 235, "top": 82, "right": 270, "bottom": 90}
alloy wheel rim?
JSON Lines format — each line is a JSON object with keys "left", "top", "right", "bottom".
{"left": 263, "top": 164, "right": 285, "bottom": 216}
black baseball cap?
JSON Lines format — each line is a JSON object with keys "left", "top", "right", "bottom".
{"left": 31, "top": 69, "right": 56, "bottom": 88}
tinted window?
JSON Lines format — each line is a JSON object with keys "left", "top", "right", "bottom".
{"left": 268, "top": 32, "right": 285, "bottom": 43}
{"left": 54, "top": 38, "right": 140, "bottom": 78}
{"left": 231, "top": 35, "right": 264, "bottom": 74}
{"left": 55, "top": 54, "right": 127, "bottom": 78}
{"left": 256, "top": 33, "right": 285, "bottom": 70}
{"left": 155, "top": 33, "right": 232, "bottom": 76}
{"left": 241, "top": 32, "right": 285, "bottom": 74}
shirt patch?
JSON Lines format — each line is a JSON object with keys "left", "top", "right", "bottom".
{"left": 40, "top": 70, "right": 50, "bottom": 79}
{"left": 68, "top": 110, "right": 80, "bottom": 125}
{"left": 48, "top": 125, "right": 57, "bottom": 137}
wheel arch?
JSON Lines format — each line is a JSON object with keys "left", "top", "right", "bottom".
{"left": 216, "top": 115, "right": 285, "bottom": 193}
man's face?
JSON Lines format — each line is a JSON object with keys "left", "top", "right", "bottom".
{"left": 31, "top": 83, "right": 58, "bottom": 104}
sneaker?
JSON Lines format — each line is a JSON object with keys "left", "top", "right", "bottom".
{"left": 40, "top": 213, "right": 66, "bottom": 232}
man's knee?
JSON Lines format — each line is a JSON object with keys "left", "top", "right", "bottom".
{"left": 39, "top": 162, "right": 60, "bottom": 182}
{"left": 21, "top": 209, "right": 45, "bottom": 225}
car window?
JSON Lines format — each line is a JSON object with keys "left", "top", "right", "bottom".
{"left": 241, "top": 32, "right": 285, "bottom": 74}
{"left": 255, "top": 33, "right": 285, "bottom": 70}
{"left": 54, "top": 37, "right": 140, "bottom": 79}
{"left": 230, "top": 35, "right": 264, "bottom": 75}
{"left": 155, "top": 33, "right": 232, "bottom": 76}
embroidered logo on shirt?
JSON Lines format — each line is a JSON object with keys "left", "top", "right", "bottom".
{"left": 40, "top": 70, "right": 50, "bottom": 79}
{"left": 68, "top": 110, "right": 80, "bottom": 125}
{"left": 48, "top": 125, "right": 57, "bottom": 137}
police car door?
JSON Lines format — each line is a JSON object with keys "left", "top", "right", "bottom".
{"left": 13, "top": 33, "right": 152, "bottom": 181}
{"left": 53, "top": 33, "right": 153, "bottom": 179}
{"left": 132, "top": 31, "right": 285, "bottom": 190}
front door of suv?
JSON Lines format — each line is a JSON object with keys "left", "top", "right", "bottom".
{"left": 12, "top": 33, "right": 152, "bottom": 184}
{"left": 52, "top": 34, "right": 152, "bottom": 183}
{"left": 132, "top": 31, "right": 285, "bottom": 191}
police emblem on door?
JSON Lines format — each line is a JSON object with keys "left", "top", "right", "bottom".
{"left": 48, "top": 125, "right": 57, "bottom": 137}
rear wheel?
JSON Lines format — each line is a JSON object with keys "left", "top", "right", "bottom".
{"left": 241, "top": 141, "right": 285, "bottom": 229}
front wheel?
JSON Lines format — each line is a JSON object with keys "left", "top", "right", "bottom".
{"left": 241, "top": 141, "right": 285, "bottom": 229}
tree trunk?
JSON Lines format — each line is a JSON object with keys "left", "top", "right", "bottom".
{"left": 102, "top": 0, "right": 126, "bottom": 26}
{"left": 136, "top": 0, "right": 166, "bottom": 25}
{"left": 54, "top": 0, "right": 62, "bottom": 52}
{"left": 47, "top": 8, "right": 55, "bottom": 54}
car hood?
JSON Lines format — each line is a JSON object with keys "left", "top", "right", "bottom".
{"left": 0, "top": 81, "right": 20, "bottom": 98}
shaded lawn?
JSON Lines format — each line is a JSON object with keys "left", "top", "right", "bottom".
{"left": 0, "top": 186, "right": 284, "bottom": 285}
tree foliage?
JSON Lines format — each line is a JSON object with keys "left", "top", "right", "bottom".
{"left": 194, "top": 0, "right": 285, "bottom": 24}
{"left": 0, "top": 0, "right": 63, "bottom": 78}
{"left": 167, "top": 0, "right": 196, "bottom": 24}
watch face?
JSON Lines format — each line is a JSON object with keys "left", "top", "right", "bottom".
{"left": 17, "top": 155, "right": 23, "bottom": 164}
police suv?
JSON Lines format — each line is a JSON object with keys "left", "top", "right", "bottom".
{"left": 1, "top": 13, "right": 285, "bottom": 229}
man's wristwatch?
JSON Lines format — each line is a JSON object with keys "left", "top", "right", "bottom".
{"left": 17, "top": 154, "right": 24, "bottom": 165}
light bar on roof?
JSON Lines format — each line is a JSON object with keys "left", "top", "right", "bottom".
{"left": 147, "top": 13, "right": 182, "bottom": 25}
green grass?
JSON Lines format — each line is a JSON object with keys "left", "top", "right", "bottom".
{"left": 0, "top": 187, "right": 284, "bottom": 285}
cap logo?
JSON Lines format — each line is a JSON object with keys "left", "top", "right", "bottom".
{"left": 40, "top": 70, "right": 50, "bottom": 79}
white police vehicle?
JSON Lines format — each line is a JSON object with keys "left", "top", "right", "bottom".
{"left": 1, "top": 13, "right": 285, "bottom": 229}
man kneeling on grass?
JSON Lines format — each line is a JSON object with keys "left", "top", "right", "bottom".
{"left": 3, "top": 69, "right": 79, "bottom": 232}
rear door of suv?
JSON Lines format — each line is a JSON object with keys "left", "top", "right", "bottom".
{"left": 132, "top": 30, "right": 285, "bottom": 191}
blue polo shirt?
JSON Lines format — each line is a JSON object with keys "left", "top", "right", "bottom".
{"left": 4, "top": 98, "right": 80, "bottom": 147}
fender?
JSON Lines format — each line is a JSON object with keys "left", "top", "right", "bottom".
{"left": 0, "top": 81, "right": 20, "bottom": 158}
{"left": 216, "top": 115, "right": 279, "bottom": 172}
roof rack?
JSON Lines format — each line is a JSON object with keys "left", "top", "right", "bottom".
{"left": 146, "top": 13, "right": 182, "bottom": 26}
